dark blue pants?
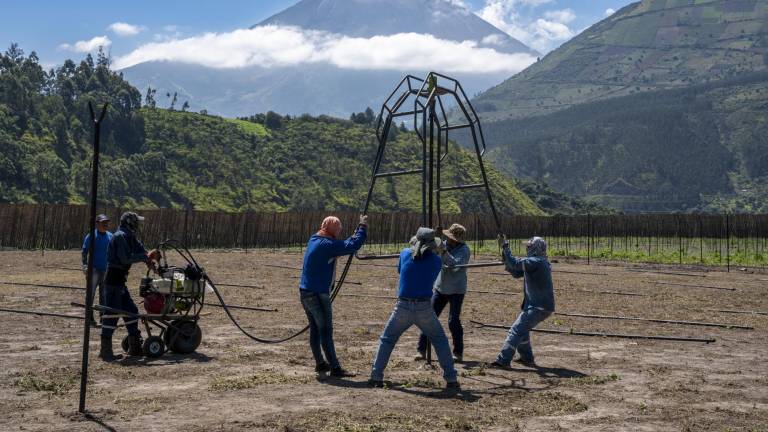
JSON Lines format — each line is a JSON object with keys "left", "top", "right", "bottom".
{"left": 418, "top": 291, "right": 465, "bottom": 356}
{"left": 101, "top": 284, "right": 140, "bottom": 338}
{"left": 300, "top": 290, "right": 339, "bottom": 369}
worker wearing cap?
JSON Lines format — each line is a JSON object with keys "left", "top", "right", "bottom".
{"left": 416, "top": 223, "right": 470, "bottom": 362}
{"left": 491, "top": 236, "right": 555, "bottom": 368}
{"left": 300, "top": 214, "right": 368, "bottom": 377}
{"left": 99, "top": 211, "right": 160, "bottom": 361}
{"left": 368, "top": 227, "right": 459, "bottom": 390}
{"left": 81, "top": 214, "right": 113, "bottom": 325}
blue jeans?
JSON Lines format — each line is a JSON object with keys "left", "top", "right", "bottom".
{"left": 417, "top": 291, "right": 465, "bottom": 356}
{"left": 101, "top": 284, "right": 140, "bottom": 338}
{"left": 496, "top": 307, "right": 552, "bottom": 365}
{"left": 371, "top": 299, "right": 457, "bottom": 383}
{"left": 300, "top": 290, "right": 340, "bottom": 369}
{"left": 89, "top": 269, "right": 106, "bottom": 314}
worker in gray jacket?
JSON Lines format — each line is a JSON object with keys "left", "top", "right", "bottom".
{"left": 416, "top": 223, "right": 470, "bottom": 362}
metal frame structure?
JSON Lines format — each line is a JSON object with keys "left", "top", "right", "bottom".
{"left": 360, "top": 72, "right": 504, "bottom": 261}
{"left": 359, "top": 73, "right": 506, "bottom": 363}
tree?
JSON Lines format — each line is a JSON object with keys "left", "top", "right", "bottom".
{"left": 169, "top": 92, "right": 178, "bottom": 110}
{"left": 265, "top": 111, "right": 283, "bottom": 129}
{"left": 144, "top": 86, "right": 157, "bottom": 108}
{"left": 181, "top": 101, "right": 190, "bottom": 112}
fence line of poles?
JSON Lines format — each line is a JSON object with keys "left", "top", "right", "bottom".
{"left": 3, "top": 204, "right": 768, "bottom": 270}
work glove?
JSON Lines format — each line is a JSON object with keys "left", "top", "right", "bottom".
{"left": 147, "top": 248, "right": 161, "bottom": 262}
{"left": 497, "top": 234, "right": 509, "bottom": 250}
{"left": 358, "top": 215, "right": 368, "bottom": 226}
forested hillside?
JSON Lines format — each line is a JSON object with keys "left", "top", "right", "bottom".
{"left": 0, "top": 45, "right": 557, "bottom": 215}
{"left": 480, "top": 72, "right": 768, "bottom": 212}
{"left": 468, "top": 0, "right": 768, "bottom": 213}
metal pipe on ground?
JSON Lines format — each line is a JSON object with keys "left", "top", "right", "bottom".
{"left": 0, "top": 306, "right": 84, "bottom": 320}
{"left": 647, "top": 281, "right": 735, "bottom": 292}
{"left": 469, "top": 320, "right": 716, "bottom": 344}
{"left": 553, "top": 311, "right": 752, "bottom": 330}
{"left": 704, "top": 308, "right": 768, "bottom": 317}
{"left": 0, "top": 281, "right": 276, "bottom": 312}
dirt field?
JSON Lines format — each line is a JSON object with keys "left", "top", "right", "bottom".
{"left": 0, "top": 249, "right": 766, "bottom": 431}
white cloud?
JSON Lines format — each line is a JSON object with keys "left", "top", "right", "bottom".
{"left": 113, "top": 25, "right": 537, "bottom": 74}
{"left": 478, "top": 0, "right": 576, "bottom": 53}
{"left": 481, "top": 34, "right": 505, "bottom": 45}
{"left": 59, "top": 36, "right": 112, "bottom": 53}
{"left": 605, "top": 8, "right": 616, "bottom": 17}
{"left": 108, "top": 22, "right": 145, "bottom": 36}
{"left": 543, "top": 8, "right": 576, "bottom": 24}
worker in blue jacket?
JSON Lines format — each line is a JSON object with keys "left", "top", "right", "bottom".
{"left": 81, "top": 214, "right": 113, "bottom": 325}
{"left": 369, "top": 227, "right": 459, "bottom": 390}
{"left": 491, "top": 236, "right": 555, "bottom": 368}
{"left": 416, "top": 223, "right": 470, "bottom": 362}
{"left": 300, "top": 214, "right": 367, "bottom": 377}
{"left": 100, "top": 212, "right": 160, "bottom": 362}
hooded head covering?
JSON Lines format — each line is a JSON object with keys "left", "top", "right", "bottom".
{"left": 317, "top": 216, "right": 342, "bottom": 239}
{"left": 525, "top": 236, "right": 547, "bottom": 258}
{"left": 120, "top": 211, "right": 145, "bottom": 233}
{"left": 409, "top": 227, "right": 442, "bottom": 260}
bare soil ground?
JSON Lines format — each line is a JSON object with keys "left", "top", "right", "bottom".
{"left": 0, "top": 249, "right": 766, "bottom": 431}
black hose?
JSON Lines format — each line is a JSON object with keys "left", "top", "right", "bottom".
{"left": 160, "top": 239, "right": 356, "bottom": 344}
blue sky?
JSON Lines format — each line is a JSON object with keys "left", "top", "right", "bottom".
{"left": 1, "top": 0, "right": 634, "bottom": 69}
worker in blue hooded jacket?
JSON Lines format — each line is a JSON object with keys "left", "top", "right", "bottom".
{"left": 100, "top": 212, "right": 160, "bottom": 361}
{"left": 491, "top": 236, "right": 555, "bottom": 368}
{"left": 300, "top": 214, "right": 367, "bottom": 377}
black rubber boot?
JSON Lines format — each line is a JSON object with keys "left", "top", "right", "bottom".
{"left": 127, "top": 334, "right": 144, "bottom": 356}
{"left": 99, "top": 336, "right": 122, "bottom": 362}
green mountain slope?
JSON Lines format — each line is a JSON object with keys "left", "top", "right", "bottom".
{"left": 481, "top": 72, "right": 768, "bottom": 212}
{"left": 0, "top": 46, "right": 545, "bottom": 215}
{"left": 474, "top": 0, "right": 768, "bottom": 121}
{"left": 467, "top": 0, "right": 768, "bottom": 212}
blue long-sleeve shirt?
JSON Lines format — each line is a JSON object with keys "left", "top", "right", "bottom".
{"left": 300, "top": 225, "right": 367, "bottom": 294}
{"left": 397, "top": 248, "right": 442, "bottom": 299}
{"left": 82, "top": 230, "right": 113, "bottom": 271}
{"left": 434, "top": 243, "right": 470, "bottom": 295}
{"left": 105, "top": 225, "right": 148, "bottom": 284}
{"left": 502, "top": 247, "right": 555, "bottom": 312}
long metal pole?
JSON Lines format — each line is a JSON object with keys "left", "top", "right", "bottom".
{"left": 470, "top": 320, "right": 716, "bottom": 344}
{"left": 79, "top": 102, "right": 107, "bottom": 414}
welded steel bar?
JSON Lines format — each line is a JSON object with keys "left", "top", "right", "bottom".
{"left": 391, "top": 110, "right": 421, "bottom": 118}
{"left": 204, "top": 302, "right": 276, "bottom": 312}
{"left": 374, "top": 169, "right": 424, "bottom": 178}
{"left": 553, "top": 312, "right": 753, "bottom": 330}
{"left": 470, "top": 320, "right": 716, "bottom": 343}
{"left": 450, "top": 261, "right": 504, "bottom": 269}
{"left": 438, "top": 183, "right": 485, "bottom": 192}
{"left": 443, "top": 123, "right": 473, "bottom": 131}
{"left": 356, "top": 253, "right": 401, "bottom": 261}
{"left": 80, "top": 102, "right": 107, "bottom": 413}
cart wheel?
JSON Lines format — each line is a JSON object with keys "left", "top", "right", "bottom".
{"left": 165, "top": 320, "right": 202, "bottom": 354}
{"left": 142, "top": 336, "right": 165, "bottom": 358}
{"left": 121, "top": 335, "right": 130, "bottom": 353}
